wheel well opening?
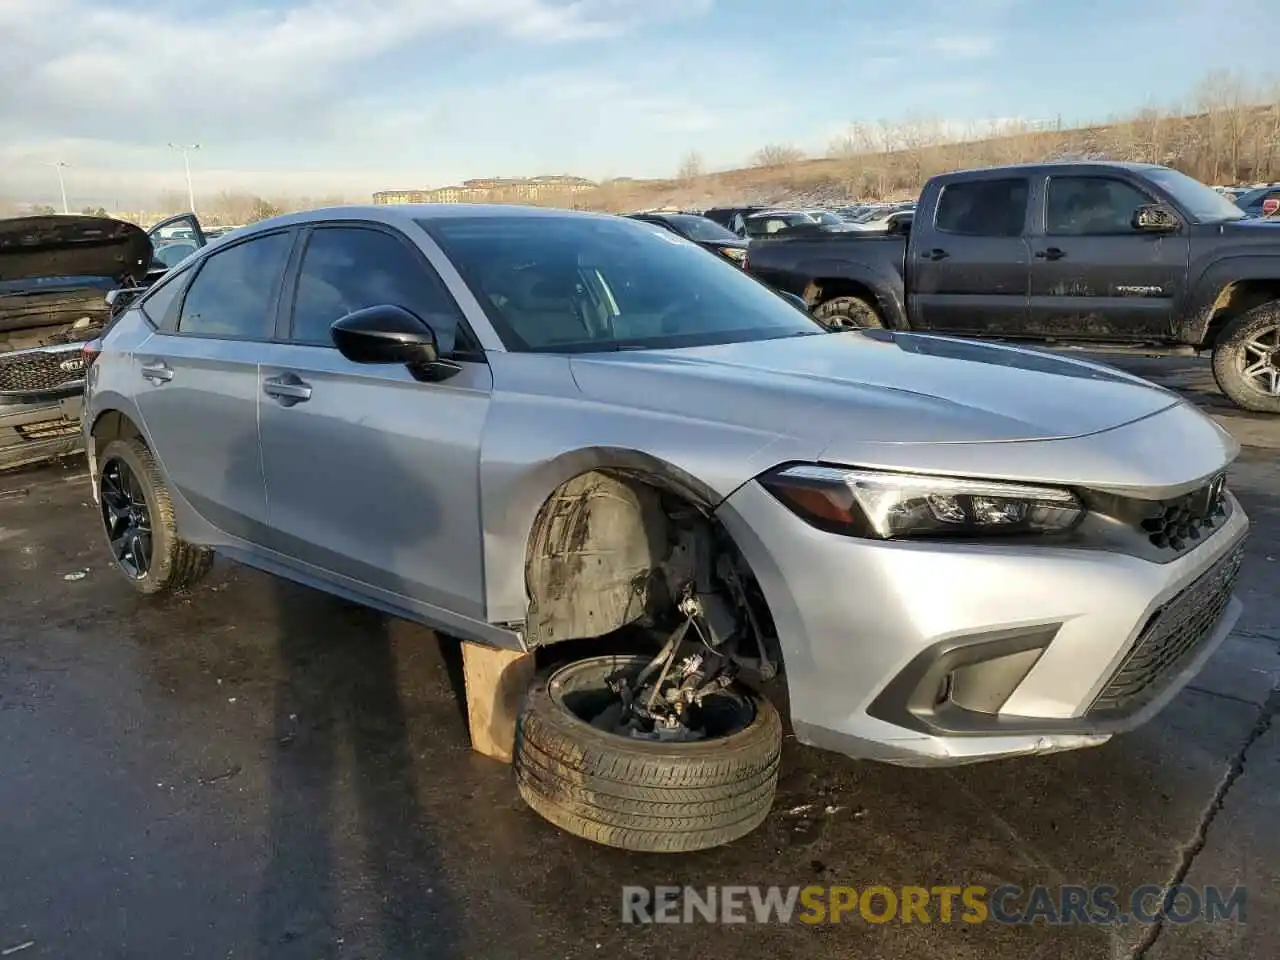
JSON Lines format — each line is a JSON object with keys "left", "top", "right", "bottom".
{"left": 522, "top": 469, "right": 781, "bottom": 679}
{"left": 805, "top": 277, "right": 879, "bottom": 310}
{"left": 89, "top": 411, "right": 144, "bottom": 459}
{"left": 1203, "top": 281, "right": 1280, "bottom": 347}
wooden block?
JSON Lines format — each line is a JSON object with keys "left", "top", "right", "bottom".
{"left": 461, "top": 642, "right": 536, "bottom": 763}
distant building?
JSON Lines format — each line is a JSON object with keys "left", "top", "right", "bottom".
{"left": 371, "top": 189, "right": 432, "bottom": 205}
{"left": 373, "top": 175, "right": 596, "bottom": 206}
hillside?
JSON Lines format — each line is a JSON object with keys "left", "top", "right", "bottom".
{"left": 575, "top": 96, "right": 1280, "bottom": 213}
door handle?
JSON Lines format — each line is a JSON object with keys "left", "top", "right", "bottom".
{"left": 140, "top": 361, "right": 174, "bottom": 383}
{"left": 1035, "top": 247, "right": 1066, "bottom": 260}
{"left": 263, "top": 373, "right": 312, "bottom": 406}
{"left": 921, "top": 248, "right": 950, "bottom": 261}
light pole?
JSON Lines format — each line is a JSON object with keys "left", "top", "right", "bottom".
{"left": 168, "top": 143, "right": 201, "bottom": 213}
{"left": 45, "top": 161, "right": 70, "bottom": 214}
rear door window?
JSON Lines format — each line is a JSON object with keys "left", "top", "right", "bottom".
{"left": 176, "top": 232, "right": 293, "bottom": 339}
{"left": 935, "top": 179, "right": 1029, "bottom": 237}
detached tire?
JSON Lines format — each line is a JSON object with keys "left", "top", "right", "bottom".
{"left": 97, "top": 438, "right": 214, "bottom": 595}
{"left": 514, "top": 654, "right": 783, "bottom": 853}
{"left": 1211, "top": 301, "right": 1280, "bottom": 413}
{"left": 812, "top": 294, "right": 884, "bottom": 330}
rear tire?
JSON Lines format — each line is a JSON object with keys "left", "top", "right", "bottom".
{"left": 97, "top": 438, "right": 213, "bottom": 595}
{"left": 1211, "top": 302, "right": 1280, "bottom": 413}
{"left": 812, "top": 295, "right": 884, "bottom": 331}
{"left": 514, "top": 654, "right": 783, "bottom": 853}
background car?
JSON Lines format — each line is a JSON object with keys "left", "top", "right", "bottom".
{"left": 1234, "top": 185, "right": 1280, "bottom": 218}
{"left": 623, "top": 211, "right": 749, "bottom": 264}
{"left": 0, "top": 213, "right": 151, "bottom": 470}
{"left": 701, "top": 205, "right": 771, "bottom": 235}
{"left": 741, "top": 210, "right": 821, "bottom": 237}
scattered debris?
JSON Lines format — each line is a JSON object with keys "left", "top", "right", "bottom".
{"left": 199, "top": 765, "right": 242, "bottom": 786}
{"left": 62, "top": 569, "right": 88, "bottom": 581}
{"left": 824, "top": 805, "right": 845, "bottom": 816}
{"left": 1, "top": 941, "right": 35, "bottom": 956}
{"left": 785, "top": 803, "right": 813, "bottom": 816}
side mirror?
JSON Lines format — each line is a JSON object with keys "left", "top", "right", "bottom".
{"left": 1132, "top": 204, "right": 1179, "bottom": 233}
{"left": 331, "top": 304, "right": 460, "bottom": 382}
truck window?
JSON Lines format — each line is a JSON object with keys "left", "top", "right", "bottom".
{"left": 1045, "top": 177, "right": 1153, "bottom": 235}
{"left": 935, "top": 179, "right": 1028, "bottom": 237}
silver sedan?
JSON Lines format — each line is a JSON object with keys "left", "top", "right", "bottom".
{"left": 82, "top": 204, "right": 1248, "bottom": 852}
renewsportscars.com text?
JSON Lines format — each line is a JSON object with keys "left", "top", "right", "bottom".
{"left": 621, "top": 884, "right": 1247, "bottom": 926}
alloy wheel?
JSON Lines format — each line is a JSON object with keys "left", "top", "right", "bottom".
{"left": 1240, "top": 324, "right": 1280, "bottom": 397}
{"left": 100, "top": 457, "right": 153, "bottom": 579}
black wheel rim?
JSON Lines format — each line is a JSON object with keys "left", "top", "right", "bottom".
{"left": 100, "top": 457, "right": 153, "bottom": 579}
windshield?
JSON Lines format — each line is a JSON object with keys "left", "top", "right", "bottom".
{"left": 1144, "top": 167, "right": 1247, "bottom": 222}
{"left": 663, "top": 214, "right": 742, "bottom": 243}
{"left": 422, "top": 215, "right": 824, "bottom": 353}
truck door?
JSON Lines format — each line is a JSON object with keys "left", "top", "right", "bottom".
{"left": 909, "top": 177, "right": 1032, "bottom": 336}
{"left": 1026, "top": 174, "right": 1189, "bottom": 341}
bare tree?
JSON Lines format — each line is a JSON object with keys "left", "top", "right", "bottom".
{"left": 751, "top": 144, "right": 806, "bottom": 168}
{"left": 1130, "top": 106, "right": 1170, "bottom": 165}
{"left": 827, "top": 122, "right": 878, "bottom": 159}
{"left": 1262, "top": 77, "right": 1280, "bottom": 180}
{"left": 247, "top": 197, "right": 283, "bottom": 223}
{"left": 896, "top": 115, "right": 944, "bottom": 187}
{"left": 677, "top": 150, "right": 705, "bottom": 182}
{"left": 1193, "top": 70, "right": 1251, "bottom": 183}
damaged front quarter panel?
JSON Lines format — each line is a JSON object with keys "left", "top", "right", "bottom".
{"left": 524, "top": 471, "right": 672, "bottom": 646}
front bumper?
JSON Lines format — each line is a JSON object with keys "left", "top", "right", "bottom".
{"left": 716, "top": 480, "right": 1248, "bottom": 767}
{"left": 0, "top": 392, "right": 85, "bottom": 471}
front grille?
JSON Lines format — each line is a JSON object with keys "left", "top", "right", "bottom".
{"left": 0, "top": 348, "right": 86, "bottom": 398}
{"left": 1136, "top": 475, "right": 1229, "bottom": 551}
{"left": 1089, "top": 542, "right": 1245, "bottom": 717}
{"left": 15, "top": 420, "right": 80, "bottom": 441}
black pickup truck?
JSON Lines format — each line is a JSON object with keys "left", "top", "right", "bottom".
{"left": 744, "top": 161, "right": 1280, "bottom": 413}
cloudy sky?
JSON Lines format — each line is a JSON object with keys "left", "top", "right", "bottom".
{"left": 1, "top": 0, "right": 1270, "bottom": 208}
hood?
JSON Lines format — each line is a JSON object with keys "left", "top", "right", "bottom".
{"left": 0, "top": 215, "right": 151, "bottom": 285}
{"left": 568, "top": 330, "right": 1180, "bottom": 445}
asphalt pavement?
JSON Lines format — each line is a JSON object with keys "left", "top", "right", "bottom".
{"left": 0, "top": 355, "right": 1276, "bottom": 960}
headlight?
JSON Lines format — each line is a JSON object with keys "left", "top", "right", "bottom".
{"left": 719, "top": 246, "right": 747, "bottom": 262}
{"left": 759, "top": 465, "right": 1084, "bottom": 540}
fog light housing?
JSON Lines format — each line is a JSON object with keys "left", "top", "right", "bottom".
{"left": 869, "top": 626, "right": 1060, "bottom": 734}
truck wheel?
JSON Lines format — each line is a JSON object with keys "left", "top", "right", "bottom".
{"left": 514, "top": 654, "right": 783, "bottom": 853}
{"left": 812, "top": 295, "right": 884, "bottom": 330}
{"left": 97, "top": 438, "right": 214, "bottom": 595}
{"left": 1211, "top": 302, "right": 1280, "bottom": 413}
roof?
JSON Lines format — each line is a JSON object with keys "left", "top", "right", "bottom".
{"left": 939, "top": 160, "right": 1166, "bottom": 179}
{"left": 227, "top": 203, "right": 615, "bottom": 240}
